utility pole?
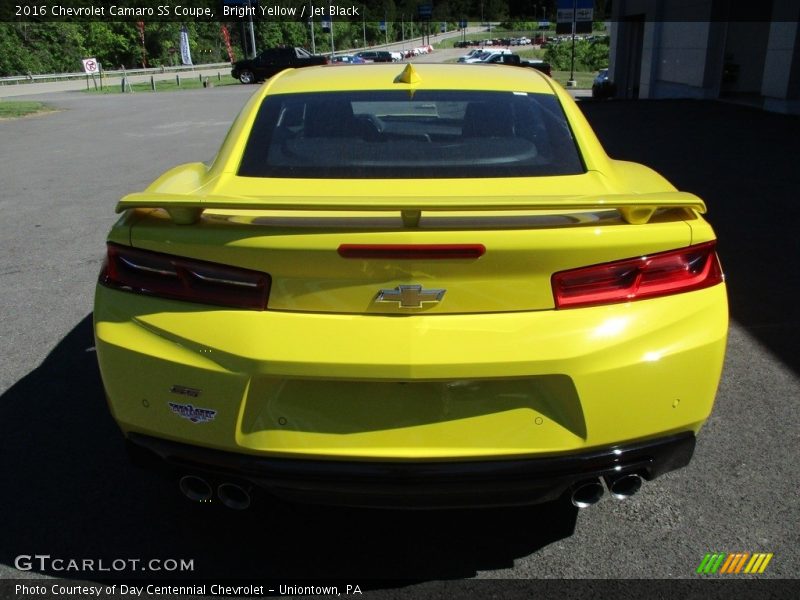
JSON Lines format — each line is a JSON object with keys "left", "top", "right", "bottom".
{"left": 568, "top": 0, "right": 577, "bottom": 87}
{"left": 247, "top": 0, "right": 256, "bottom": 58}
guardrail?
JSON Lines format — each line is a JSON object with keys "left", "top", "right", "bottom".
{"left": 0, "top": 62, "right": 232, "bottom": 86}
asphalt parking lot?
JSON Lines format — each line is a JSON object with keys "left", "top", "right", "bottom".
{"left": 0, "top": 83, "right": 798, "bottom": 592}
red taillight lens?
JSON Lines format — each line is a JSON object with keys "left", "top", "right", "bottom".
{"left": 552, "top": 241, "right": 723, "bottom": 309}
{"left": 99, "top": 243, "right": 270, "bottom": 310}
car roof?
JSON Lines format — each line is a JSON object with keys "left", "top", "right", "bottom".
{"left": 264, "top": 63, "right": 554, "bottom": 95}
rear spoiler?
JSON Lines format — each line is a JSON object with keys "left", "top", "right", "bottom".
{"left": 116, "top": 191, "right": 706, "bottom": 226}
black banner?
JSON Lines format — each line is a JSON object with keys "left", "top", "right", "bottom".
{"left": 1, "top": 579, "right": 800, "bottom": 600}
{"left": 1, "top": 1, "right": 795, "bottom": 23}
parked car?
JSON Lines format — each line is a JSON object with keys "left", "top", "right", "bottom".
{"left": 461, "top": 51, "right": 490, "bottom": 63}
{"left": 592, "top": 68, "right": 617, "bottom": 99}
{"left": 457, "top": 48, "right": 485, "bottom": 62}
{"left": 465, "top": 49, "right": 512, "bottom": 64}
{"left": 331, "top": 54, "right": 366, "bottom": 64}
{"left": 524, "top": 59, "right": 552, "bottom": 76}
{"left": 356, "top": 50, "right": 393, "bottom": 63}
{"left": 95, "top": 63, "right": 727, "bottom": 511}
{"left": 231, "top": 47, "right": 328, "bottom": 84}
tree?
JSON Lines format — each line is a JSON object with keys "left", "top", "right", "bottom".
{"left": 544, "top": 37, "right": 609, "bottom": 72}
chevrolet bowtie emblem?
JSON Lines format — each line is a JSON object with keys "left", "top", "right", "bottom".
{"left": 376, "top": 285, "right": 446, "bottom": 308}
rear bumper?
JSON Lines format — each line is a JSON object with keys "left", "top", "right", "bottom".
{"left": 96, "top": 284, "right": 727, "bottom": 459}
{"left": 127, "top": 431, "right": 696, "bottom": 508}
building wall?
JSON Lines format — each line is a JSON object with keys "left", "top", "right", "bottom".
{"left": 722, "top": 21, "right": 772, "bottom": 94}
{"left": 610, "top": 0, "right": 800, "bottom": 113}
{"left": 651, "top": 21, "right": 713, "bottom": 97}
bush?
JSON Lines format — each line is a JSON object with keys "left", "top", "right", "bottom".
{"left": 544, "top": 38, "right": 608, "bottom": 72}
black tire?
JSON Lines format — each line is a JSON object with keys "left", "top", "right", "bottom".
{"left": 238, "top": 70, "right": 255, "bottom": 84}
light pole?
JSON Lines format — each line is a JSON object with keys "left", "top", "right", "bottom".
{"left": 568, "top": 0, "right": 577, "bottom": 87}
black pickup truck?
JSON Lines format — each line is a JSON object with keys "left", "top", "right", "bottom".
{"left": 232, "top": 47, "right": 328, "bottom": 83}
{"left": 482, "top": 53, "right": 552, "bottom": 77}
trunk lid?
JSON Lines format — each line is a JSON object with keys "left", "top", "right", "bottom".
{"left": 125, "top": 176, "right": 697, "bottom": 315}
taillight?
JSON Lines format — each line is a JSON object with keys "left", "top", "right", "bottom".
{"left": 99, "top": 243, "right": 270, "bottom": 310}
{"left": 552, "top": 241, "right": 723, "bottom": 309}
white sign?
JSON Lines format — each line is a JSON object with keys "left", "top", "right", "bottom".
{"left": 179, "top": 28, "right": 192, "bottom": 66}
{"left": 557, "top": 8, "right": 573, "bottom": 22}
{"left": 82, "top": 58, "right": 99, "bottom": 74}
{"left": 557, "top": 8, "right": 594, "bottom": 22}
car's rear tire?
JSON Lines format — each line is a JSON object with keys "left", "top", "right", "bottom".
{"left": 238, "top": 70, "right": 255, "bottom": 84}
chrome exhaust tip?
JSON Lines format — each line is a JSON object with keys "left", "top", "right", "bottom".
{"left": 605, "top": 473, "right": 643, "bottom": 500}
{"left": 217, "top": 482, "right": 252, "bottom": 510}
{"left": 178, "top": 475, "right": 213, "bottom": 503}
{"left": 570, "top": 479, "right": 605, "bottom": 508}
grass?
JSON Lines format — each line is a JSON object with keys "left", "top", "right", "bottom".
{"left": 0, "top": 100, "right": 54, "bottom": 119}
{"left": 514, "top": 48, "right": 547, "bottom": 61}
{"left": 83, "top": 74, "right": 239, "bottom": 94}
{"left": 551, "top": 70, "right": 596, "bottom": 89}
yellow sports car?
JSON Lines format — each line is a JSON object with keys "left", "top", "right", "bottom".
{"left": 94, "top": 63, "right": 728, "bottom": 510}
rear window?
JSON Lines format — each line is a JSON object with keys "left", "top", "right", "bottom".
{"left": 238, "top": 90, "right": 585, "bottom": 179}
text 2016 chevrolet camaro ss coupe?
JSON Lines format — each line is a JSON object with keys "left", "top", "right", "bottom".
{"left": 94, "top": 64, "right": 727, "bottom": 510}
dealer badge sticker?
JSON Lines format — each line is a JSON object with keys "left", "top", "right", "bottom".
{"left": 168, "top": 402, "right": 217, "bottom": 423}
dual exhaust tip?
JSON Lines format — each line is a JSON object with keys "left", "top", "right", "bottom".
{"left": 570, "top": 473, "right": 643, "bottom": 508}
{"left": 179, "top": 475, "right": 252, "bottom": 510}
{"left": 180, "top": 472, "right": 643, "bottom": 511}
